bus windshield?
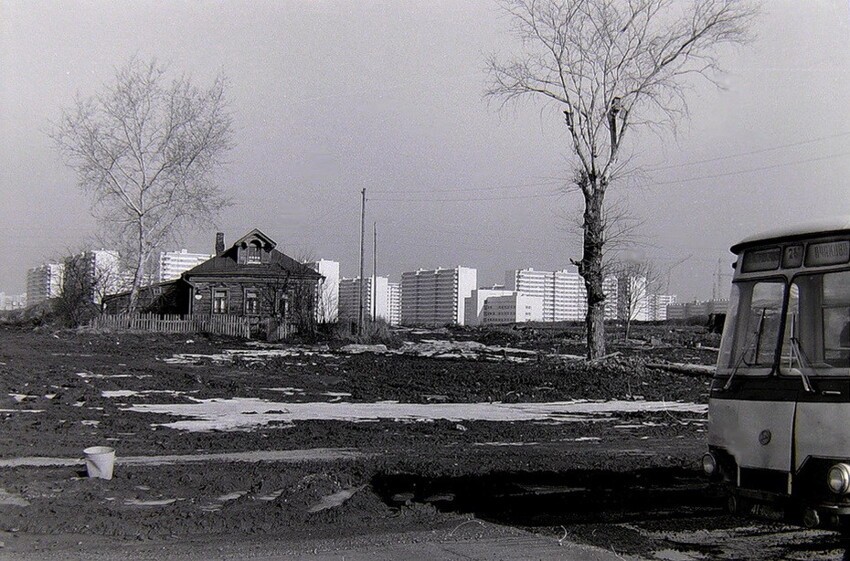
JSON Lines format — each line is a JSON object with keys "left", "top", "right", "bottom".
{"left": 718, "top": 270, "right": 850, "bottom": 377}
{"left": 779, "top": 270, "right": 850, "bottom": 376}
{"left": 718, "top": 280, "right": 785, "bottom": 375}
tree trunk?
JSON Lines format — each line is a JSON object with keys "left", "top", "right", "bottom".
{"left": 129, "top": 227, "right": 146, "bottom": 313}
{"left": 580, "top": 183, "right": 607, "bottom": 359}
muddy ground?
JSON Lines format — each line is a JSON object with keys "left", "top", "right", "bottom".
{"left": 1, "top": 324, "right": 847, "bottom": 560}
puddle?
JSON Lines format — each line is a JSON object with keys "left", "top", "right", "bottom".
{"left": 125, "top": 398, "right": 706, "bottom": 432}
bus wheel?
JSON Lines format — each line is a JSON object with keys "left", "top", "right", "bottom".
{"left": 727, "top": 495, "right": 739, "bottom": 514}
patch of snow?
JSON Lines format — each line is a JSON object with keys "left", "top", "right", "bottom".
{"left": 264, "top": 387, "right": 305, "bottom": 395}
{"left": 102, "top": 390, "right": 138, "bottom": 398}
{"left": 124, "top": 398, "right": 707, "bottom": 432}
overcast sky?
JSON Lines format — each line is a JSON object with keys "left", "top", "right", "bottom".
{"left": 2, "top": 0, "right": 849, "bottom": 300}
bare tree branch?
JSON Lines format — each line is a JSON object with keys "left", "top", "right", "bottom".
{"left": 52, "top": 57, "right": 234, "bottom": 311}
{"left": 485, "top": 0, "right": 756, "bottom": 357}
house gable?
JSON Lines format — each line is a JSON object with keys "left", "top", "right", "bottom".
{"left": 183, "top": 229, "right": 322, "bottom": 281}
{"left": 229, "top": 228, "right": 276, "bottom": 265}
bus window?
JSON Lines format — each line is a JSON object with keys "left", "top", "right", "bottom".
{"left": 722, "top": 281, "right": 785, "bottom": 371}
{"left": 823, "top": 270, "right": 850, "bottom": 368}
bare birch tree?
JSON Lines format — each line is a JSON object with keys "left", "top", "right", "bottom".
{"left": 53, "top": 58, "right": 233, "bottom": 311}
{"left": 486, "top": 0, "right": 756, "bottom": 358}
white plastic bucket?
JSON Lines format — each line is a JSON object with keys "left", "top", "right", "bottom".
{"left": 83, "top": 446, "right": 115, "bottom": 480}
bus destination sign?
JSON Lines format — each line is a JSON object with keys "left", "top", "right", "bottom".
{"left": 783, "top": 245, "right": 803, "bottom": 268}
{"left": 742, "top": 247, "right": 781, "bottom": 273}
{"left": 806, "top": 240, "right": 850, "bottom": 267}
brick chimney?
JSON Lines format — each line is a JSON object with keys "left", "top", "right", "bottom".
{"left": 215, "top": 232, "right": 225, "bottom": 255}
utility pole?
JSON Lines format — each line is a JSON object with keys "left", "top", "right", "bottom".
{"left": 358, "top": 188, "right": 366, "bottom": 334}
{"left": 372, "top": 222, "right": 377, "bottom": 322}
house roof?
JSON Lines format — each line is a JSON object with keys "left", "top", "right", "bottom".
{"left": 231, "top": 228, "right": 277, "bottom": 251}
{"left": 184, "top": 230, "right": 322, "bottom": 280}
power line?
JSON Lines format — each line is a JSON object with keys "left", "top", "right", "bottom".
{"left": 652, "top": 150, "right": 850, "bottom": 186}
{"left": 646, "top": 131, "right": 850, "bottom": 172}
{"left": 370, "top": 192, "right": 564, "bottom": 203}
{"left": 370, "top": 179, "right": 564, "bottom": 195}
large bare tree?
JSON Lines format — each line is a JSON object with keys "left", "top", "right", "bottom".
{"left": 54, "top": 58, "right": 233, "bottom": 311}
{"left": 487, "top": 0, "right": 756, "bottom": 358}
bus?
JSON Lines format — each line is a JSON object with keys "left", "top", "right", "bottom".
{"left": 703, "top": 217, "right": 850, "bottom": 530}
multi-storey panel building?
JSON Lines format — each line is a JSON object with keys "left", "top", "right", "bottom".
{"left": 667, "top": 298, "right": 728, "bottom": 321}
{"left": 464, "top": 286, "right": 515, "bottom": 326}
{"left": 480, "top": 293, "right": 544, "bottom": 325}
{"left": 505, "top": 268, "right": 618, "bottom": 321}
{"left": 305, "top": 259, "right": 340, "bottom": 323}
{"left": 64, "top": 250, "right": 126, "bottom": 305}
{"left": 159, "top": 250, "right": 213, "bottom": 282}
{"left": 0, "top": 293, "right": 27, "bottom": 311}
{"left": 338, "top": 276, "right": 395, "bottom": 325}
{"left": 400, "top": 267, "right": 477, "bottom": 326}
{"left": 647, "top": 294, "right": 677, "bottom": 321}
{"left": 617, "top": 275, "right": 649, "bottom": 321}
{"left": 387, "top": 282, "right": 401, "bottom": 326}
{"left": 26, "top": 263, "right": 65, "bottom": 307}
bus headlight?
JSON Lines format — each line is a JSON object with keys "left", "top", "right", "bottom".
{"left": 827, "top": 463, "right": 850, "bottom": 494}
{"left": 702, "top": 453, "right": 717, "bottom": 477}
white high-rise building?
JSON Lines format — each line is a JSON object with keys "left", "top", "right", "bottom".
{"left": 306, "top": 259, "right": 340, "bottom": 323}
{"left": 480, "top": 293, "right": 544, "bottom": 325}
{"left": 464, "top": 286, "right": 515, "bottom": 326}
{"left": 387, "top": 282, "right": 401, "bottom": 326}
{"left": 158, "top": 249, "right": 212, "bottom": 282}
{"left": 26, "top": 263, "right": 65, "bottom": 306}
{"left": 617, "top": 275, "right": 649, "bottom": 321}
{"left": 647, "top": 294, "right": 677, "bottom": 321}
{"left": 64, "top": 250, "right": 126, "bottom": 304}
{"left": 0, "top": 293, "right": 27, "bottom": 310}
{"left": 401, "top": 267, "right": 477, "bottom": 326}
{"left": 505, "top": 268, "right": 618, "bottom": 321}
{"left": 339, "top": 276, "right": 394, "bottom": 325}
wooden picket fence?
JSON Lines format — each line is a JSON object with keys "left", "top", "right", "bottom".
{"left": 263, "top": 318, "right": 289, "bottom": 342}
{"left": 90, "top": 313, "right": 251, "bottom": 339}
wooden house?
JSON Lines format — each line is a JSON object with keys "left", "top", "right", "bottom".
{"left": 103, "top": 229, "right": 323, "bottom": 334}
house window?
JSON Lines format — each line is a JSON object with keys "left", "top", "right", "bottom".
{"left": 213, "top": 289, "right": 228, "bottom": 314}
{"left": 245, "top": 290, "right": 259, "bottom": 315}
{"left": 247, "top": 241, "right": 262, "bottom": 264}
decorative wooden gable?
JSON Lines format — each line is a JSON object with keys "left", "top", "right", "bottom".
{"left": 231, "top": 229, "right": 276, "bottom": 266}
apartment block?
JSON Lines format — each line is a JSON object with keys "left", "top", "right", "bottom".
{"left": 505, "top": 268, "right": 618, "bottom": 322}
{"left": 0, "top": 293, "right": 27, "bottom": 311}
{"left": 159, "top": 249, "right": 213, "bottom": 282}
{"left": 400, "top": 267, "right": 477, "bottom": 326}
{"left": 387, "top": 282, "right": 401, "bottom": 326}
{"left": 667, "top": 298, "right": 728, "bottom": 320}
{"left": 306, "top": 259, "right": 340, "bottom": 323}
{"left": 464, "top": 286, "right": 515, "bottom": 326}
{"left": 64, "top": 250, "right": 126, "bottom": 304}
{"left": 338, "top": 276, "right": 396, "bottom": 325}
{"left": 647, "top": 294, "right": 677, "bottom": 321}
{"left": 617, "top": 275, "right": 649, "bottom": 321}
{"left": 26, "top": 263, "right": 65, "bottom": 307}
{"left": 480, "top": 293, "right": 544, "bottom": 325}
